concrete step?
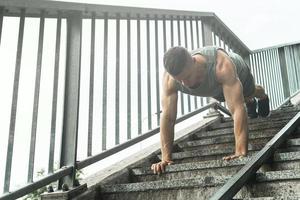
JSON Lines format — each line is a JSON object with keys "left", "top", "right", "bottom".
{"left": 131, "top": 151, "right": 300, "bottom": 183}
{"left": 182, "top": 137, "right": 271, "bottom": 152}
{"left": 161, "top": 138, "right": 300, "bottom": 163}
{"left": 236, "top": 169, "right": 300, "bottom": 199}
{"left": 194, "top": 126, "right": 284, "bottom": 140}
{"left": 180, "top": 133, "right": 300, "bottom": 152}
{"left": 179, "top": 130, "right": 277, "bottom": 148}
{"left": 100, "top": 169, "right": 300, "bottom": 200}
{"left": 100, "top": 175, "right": 228, "bottom": 200}
{"left": 222, "top": 107, "right": 300, "bottom": 123}
{"left": 207, "top": 121, "right": 286, "bottom": 135}
{"left": 211, "top": 116, "right": 293, "bottom": 130}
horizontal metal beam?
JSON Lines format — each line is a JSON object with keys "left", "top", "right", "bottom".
{"left": 252, "top": 41, "right": 300, "bottom": 53}
{"left": 0, "top": 166, "right": 73, "bottom": 200}
{"left": 77, "top": 102, "right": 219, "bottom": 170}
{"left": 210, "top": 111, "right": 300, "bottom": 200}
{"left": 0, "top": 0, "right": 214, "bottom": 19}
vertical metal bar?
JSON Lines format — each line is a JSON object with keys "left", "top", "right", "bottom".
{"left": 137, "top": 14, "right": 142, "bottom": 135}
{"left": 4, "top": 8, "right": 25, "bottom": 193}
{"left": 127, "top": 14, "right": 132, "bottom": 138}
{"left": 49, "top": 14, "right": 61, "bottom": 173}
{"left": 59, "top": 11, "right": 82, "bottom": 189}
{"left": 260, "top": 52, "right": 267, "bottom": 96}
{"left": 170, "top": 16, "right": 174, "bottom": 47}
{"left": 278, "top": 47, "right": 290, "bottom": 99}
{"left": 255, "top": 53, "right": 262, "bottom": 84}
{"left": 88, "top": 14, "right": 95, "bottom": 155}
{"left": 155, "top": 15, "right": 160, "bottom": 126}
{"left": 177, "top": 16, "right": 184, "bottom": 115}
{"left": 265, "top": 50, "right": 272, "bottom": 108}
{"left": 201, "top": 19, "right": 213, "bottom": 105}
{"left": 146, "top": 16, "right": 152, "bottom": 130}
{"left": 114, "top": 14, "right": 120, "bottom": 145}
{"left": 274, "top": 49, "right": 282, "bottom": 104}
{"left": 0, "top": 7, "right": 4, "bottom": 45}
{"left": 269, "top": 49, "right": 277, "bottom": 106}
{"left": 272, "top": 49, "right": 280, "bottom": 107}
{"left": 277, "top": 48, "right": 285, "bottom": 103}
{"left": 213, "top": 32, "right": 217, "bottom": 46}
{"left": 292, "top": 46, "right": 299, "bottom": 90}
{"left": 28, "top": 10, "right": 45, "bottom": 183}
{"left": 270, "top": 49, "right": 279, "bottom": 106}
{"left": 183, "top": 17, "right": 191, "bottom": 113}
{"left": 190, "top": 17, "right": 197, "bottom": 109}
{"left": 102, "top": 13, "right": 108, "bottom": 150}
{"left": 163, "top": 15, "right": 167, "bottom": 52}
{"left": 195, "top": 17, "right": 203, "bottom": 107}
{"left": 268, "top": 50, "right": 276, "bottom": 108}
{"left": 196, "top": 17, "right": 200, "bottom": 48}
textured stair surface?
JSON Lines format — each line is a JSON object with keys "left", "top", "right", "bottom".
{"left": 93, "top": 105, "right": 300, "bottom": 200}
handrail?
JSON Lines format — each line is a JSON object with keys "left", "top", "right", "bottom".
{"left": 0, "top": 102, "right": 229, "bottom": 200}
{"left": 210, "top": 111, "right": 300, "bottom": 200}
{"left": 252, "top": 40, "right": 300, "bottom": 53}
{"left": 276, "top": 89, "right": 300, "bottom": 109}
{"left": 0, "top": 0, "right": 251, "bottom": 55}
{"left": 0, "top": 166, "right": 73, "bottom": 200}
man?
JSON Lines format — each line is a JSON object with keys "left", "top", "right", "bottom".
{"left": 151, "top": 46, "right": 270, "bottom": 174}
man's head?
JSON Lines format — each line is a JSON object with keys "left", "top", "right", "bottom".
{"left": 163, "top": 46, "right": 193, "bottom": 76}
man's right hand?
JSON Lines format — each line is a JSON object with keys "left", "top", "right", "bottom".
{"left": 151, "top": 160, "right": 174, "bottom": 175}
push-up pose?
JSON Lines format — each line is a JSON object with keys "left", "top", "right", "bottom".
{"left": 151, "top": 46, "right": 270, "bottom": 174}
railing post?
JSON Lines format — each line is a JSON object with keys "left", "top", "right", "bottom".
{"left": 278, "top": 47, "right": 291, "bottom": 99}
{"left": 202, "top": 19, "right": 222, "bottom": 117}
{"left": 0, "top": 7, "right": 3, "bottom": 45}
{"left": 201, "top": 19, "right": 213, "bottom": 47}
{"left": 58, "top": 11, "right": 82, "bottom": 189}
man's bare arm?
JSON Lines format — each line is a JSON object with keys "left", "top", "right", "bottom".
{"left": 151, "top": 72, "right": 178, "bottom": 174}
{"left": 216, "top": 51, "right": 248, "bottom": 160}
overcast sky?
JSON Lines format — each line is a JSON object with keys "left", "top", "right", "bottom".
{"left": 55, "top": 0, "right": 300, "bottom": 50}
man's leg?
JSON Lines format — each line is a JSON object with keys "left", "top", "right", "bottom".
{"left": 253, "top": 85, "right": 270, "bottom": 117}
{"left": 245, "top": 96, "right": 258, "bottom": 119}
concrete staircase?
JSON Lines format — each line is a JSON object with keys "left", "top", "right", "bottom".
{"left": 85, "top": 106, "right": 300, "bottom": 199}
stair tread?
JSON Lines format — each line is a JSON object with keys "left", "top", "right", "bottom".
{"left": 132, "top": 151, "right": 300, "bottom": 176}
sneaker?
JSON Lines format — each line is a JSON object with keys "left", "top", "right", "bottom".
{"left": 258, "top": 96, "right": 270, "bottom": 117}
{"left": 246, "top": 98, "right": 258, "bottom": 119}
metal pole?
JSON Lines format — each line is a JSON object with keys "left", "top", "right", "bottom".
{"left": 49, "top": 13, "right": 62, "bottom": 172}
{"left": 58, "top": 11, "right": 82, "bottom": 189}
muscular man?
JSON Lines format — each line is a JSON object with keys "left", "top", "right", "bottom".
{"left": 151, "top": 46, "right": 270, "bottom": 174}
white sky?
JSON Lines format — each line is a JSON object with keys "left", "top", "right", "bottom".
{"left": 55, "top": 0, "right": 300, "bottom": 50}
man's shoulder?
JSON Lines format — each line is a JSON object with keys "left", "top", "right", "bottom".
{"left": 162, "top": 72, "right": 178, "bottom": 93}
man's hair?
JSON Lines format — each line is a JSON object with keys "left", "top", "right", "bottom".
{"left": 163, "top": 46, "right": 191, "bottom": 76}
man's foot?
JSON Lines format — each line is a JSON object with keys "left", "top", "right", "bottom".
{"left": 258, "top": 95, "right": 270, "bottom": 117}
{"left": 246, "top": 98, "right": 258, "bottom": 119}
{"left": 222, "top": 153, "right": 246, "bottom": 161}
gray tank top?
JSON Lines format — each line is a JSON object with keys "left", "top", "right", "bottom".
{"left": 174, "top": 46, "right": 254, "bottom": 99}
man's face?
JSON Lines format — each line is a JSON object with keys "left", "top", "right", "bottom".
{"left": 173, "top": 57, "right": 198, "bottom": 88}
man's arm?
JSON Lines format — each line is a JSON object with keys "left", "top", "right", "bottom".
{"left": 216, "top": 51, "right": 248, "bottom": 160}
{"left": 151, "top": 71, "right": 178, "bottom": 174}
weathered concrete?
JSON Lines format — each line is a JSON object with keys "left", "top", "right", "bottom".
{"left": 179, "top": 130, "right": 277, "bottom": 148}
{"left": 73, "top": 104, "right": 300, "bottom": 200}
{"left": 195, "top": 126, "right": 283, "bottom": 139}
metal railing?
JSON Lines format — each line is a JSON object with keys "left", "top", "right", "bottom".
{"left": 250, "top": 41, "right": 300, "bottom": 109}
{"left": 0, "top": 0, "right": 299, "bottom": 199}
{"left": 0, "top": 0, "right": 247, "bottom": 199}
